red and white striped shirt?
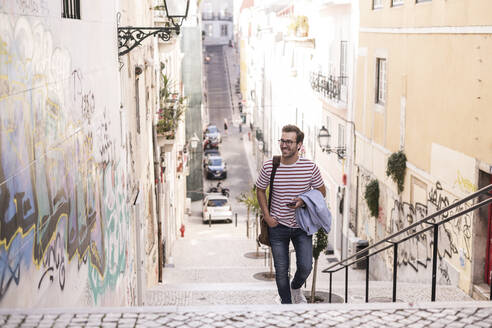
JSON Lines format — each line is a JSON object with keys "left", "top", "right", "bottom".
{"left": 256, "top": 157, "right": 324, "bottom": 228}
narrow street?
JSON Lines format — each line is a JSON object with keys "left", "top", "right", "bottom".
{"left": 145, "top": 45, "right": 280, "bottom": 306}
{"left": 202, "top": 45, "right": 253, "bottom": 218}
{"left": 3, "top": 0, "right": 492, "bottom": 326}
{"left": 144, "top": 45, "right": 473, "bottom": 308}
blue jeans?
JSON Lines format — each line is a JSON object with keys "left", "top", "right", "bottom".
{"left": 269, "top": 224, "right": 313, "bottom": 304}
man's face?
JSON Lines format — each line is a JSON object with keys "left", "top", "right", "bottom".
{"left": 279, "top": 132, "right": 299, "bottom": 158}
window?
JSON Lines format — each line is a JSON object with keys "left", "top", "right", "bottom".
{"left": 376, "top": 58, "right": 387, "bottom": 105}
{"left": 416, "top": 0, "right": 431, "bottom": 3}
{"left": 340, "top": 41, "right": 348, "bottom": 85}
{"left": 392, "top": 0, "right": 404, "bottom": 6}
{"left": 373, "top": 0, "right": 383, "bottom": 9}
{"left": 338, "top": 124, "right": 345, "bottom": 148}
{"left": 220, "top": 24, "right": 228, "bottom": 37}
{"left": 62, "top": 0, "right": 80, "bottom": 19}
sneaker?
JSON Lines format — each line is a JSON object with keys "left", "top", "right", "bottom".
{"left": 291, "top": 287, "right": 307, "bottom": 304}
{"left": 274, "top": 295, "right": 282, "bottom": 304}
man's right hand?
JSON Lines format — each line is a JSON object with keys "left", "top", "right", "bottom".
{"left": 264, "top": 215, "right": 279, "bottom": 228}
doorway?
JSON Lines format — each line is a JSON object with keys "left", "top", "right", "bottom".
{"left": 482, "top": 171, "right": 492, "bottom": 284}
{"left": 473, "top": 170, "right": 492, "bottom": 287}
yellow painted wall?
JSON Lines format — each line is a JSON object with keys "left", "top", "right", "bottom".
{"left": 360, "top": 0, "right": 492, "bottom": 28}
{"left": 355, "top": 0, "right": 492, "bottom": 293}
{"left": 357, "top": 32, "right": 492, "bottom": 171}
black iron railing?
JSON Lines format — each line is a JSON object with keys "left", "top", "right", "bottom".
{"left": 202, "top": 13, "right": 233, "bottom": 21}
{"left": 322, "top": 184, "right": 492, "bottom": 303}
{"left": 310, "top": 72, "right": 347, "bottom": 102}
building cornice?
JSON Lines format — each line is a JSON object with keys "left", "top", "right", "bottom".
{"left": 360, "top": 25, "right": 492, "bottom": 35}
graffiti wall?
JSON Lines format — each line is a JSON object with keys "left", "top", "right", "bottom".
{"left": 0, "top": 6, "right": 137, "bottom": 307}
{"left": 358, "top": 167, "right": 476, "bottom": 290}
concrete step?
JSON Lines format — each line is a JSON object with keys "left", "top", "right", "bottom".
{"left": 5, "top": 301, "right": 492, "bottom": 327}
{"left": 147, "top": 277, "right": 473, "bottom": 307}
{"left": 472, "top": 283, "right": 491, "bottom": 301}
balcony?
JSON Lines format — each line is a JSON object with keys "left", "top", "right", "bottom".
{"left": 154, "top": 9, "right": 167, "bottom": 23}
{"left": 202, "top": 12, "right": 233, "bottom": 21}
{"left": 310, "top": 71, "right": 347, "bottom": 104}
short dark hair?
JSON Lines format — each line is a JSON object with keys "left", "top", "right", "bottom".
{"left": 282, "top": 124, "right": 304, "bottom": 144}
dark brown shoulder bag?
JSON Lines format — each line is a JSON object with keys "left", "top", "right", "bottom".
{"left": 258, "top": 156, "right": 281, "bottom": 246}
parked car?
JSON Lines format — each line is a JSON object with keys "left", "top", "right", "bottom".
{"left": 204, "top": 155, "right": 227, "bottom": 179}
{"left": 203, "top": 148, "right": 221, "bottom": 165}
{"left": 202, "top": 193, "right": 232, "bottom": 223}
{"left": 204, "top": 125, "right": 222, "bottom": 143}
{"left": 204, "top": 148, "right": 220, "bottom": 157}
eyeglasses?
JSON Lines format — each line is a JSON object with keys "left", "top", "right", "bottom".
{"left": 278, "top": 139, "right": 296, "bottom": 146}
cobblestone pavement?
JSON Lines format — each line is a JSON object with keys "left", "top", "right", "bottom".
{"left": 2, "top": 302, "right": 492, "bottom": 327}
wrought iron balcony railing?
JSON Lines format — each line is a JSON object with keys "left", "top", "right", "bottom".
{"left": 310, "top": 71, "right": 347, "bottom": 103}
{"left": 202, "top": 13, "right": 233, "bottom": 21}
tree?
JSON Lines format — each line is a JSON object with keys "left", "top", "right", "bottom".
{"left": 237, "top": 185, "right": 260, "bottom": 223}
{"left": 311, "top": 228, "right": 328, "bottom": 303}
{"left": 237, "top": 185, "right": 263, "bottom": 251}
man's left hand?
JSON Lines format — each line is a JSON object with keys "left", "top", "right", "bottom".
{"left": 287, "top": 198, "right": 305, "bottom": 209}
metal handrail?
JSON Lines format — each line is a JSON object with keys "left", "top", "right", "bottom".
{"left": 322, "top": 183, "right": 492, "bottom": 303}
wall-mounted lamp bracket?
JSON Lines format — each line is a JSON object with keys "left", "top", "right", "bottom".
{"left": 118, "top": 26, "right": 179, "bottom": 56}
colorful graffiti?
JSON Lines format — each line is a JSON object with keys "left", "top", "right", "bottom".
{"left": 0, "top": 15, "right": 133, "bottom": 306}
{"left": 358, "top": 168, "right": 472, "bottom": 284}
{"left": 453, "top": 170, "right": 477, "bottom": 194}
{"left": 88, "top": 161, "right": 130, "bottom": 303}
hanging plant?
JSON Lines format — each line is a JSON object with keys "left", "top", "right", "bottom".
{"left": 288, "top": 15, "right": 309, "bottom": 37}
{"left": 386, "top": 151, "right": 407, "bottom": 193}
{"left": 364, "top": 179, "right": 379, "bottom": 218}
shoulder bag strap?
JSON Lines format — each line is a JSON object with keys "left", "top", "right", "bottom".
{"left": 268, "top": 156, "right": 281, "bottom": 212}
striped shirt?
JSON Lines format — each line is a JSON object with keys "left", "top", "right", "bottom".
{"left": 255, "top": 157, "right": 324, "bottom": 228}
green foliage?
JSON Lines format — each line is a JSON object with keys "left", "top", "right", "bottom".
{"left": 288, "top": 15, "right": 309, "bottom": 36}
{"left": 311, "top": 228, "right": 328, "bottom": 303}
{"left": 312, "top": 229, "right": 328, "bottom": 260}
{"left": 364, "top": 179, "right": 379, "bottom": 218}
{"left": 156, "top": 96, "right": 186, "bottom": 138}
{"left": 157, "top": 64, "right": 185, "bottom": 138}
{"left": 237, "top": 185, "right": 266, "bottom": 217}
{"left": 386, "top": 151, "right": 407, "bottom": 193}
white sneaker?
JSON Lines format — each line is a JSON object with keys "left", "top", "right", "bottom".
{"left": 291, "top": 287, "right": 307, "bottom": 304}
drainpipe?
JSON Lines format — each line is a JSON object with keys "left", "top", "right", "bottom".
{"left": 152, "top": 125, "right": 163, "bottom": 282}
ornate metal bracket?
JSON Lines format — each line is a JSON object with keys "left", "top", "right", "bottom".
{"left": 118, "top": 27, "right": 179, "bottom": 56}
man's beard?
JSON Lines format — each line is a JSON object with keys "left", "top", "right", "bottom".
{"left": 281, "top": 147, "right": 297, "bottom": 158}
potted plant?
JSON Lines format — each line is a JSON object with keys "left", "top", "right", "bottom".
{"left": 156, "top": 67, "right": 186, "bottom": 143}
{"left": 288, "top": 15, "right": 309, "bottom": 37}
{"left": 309, "top": 228, "right": 328, "bottom": 303}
